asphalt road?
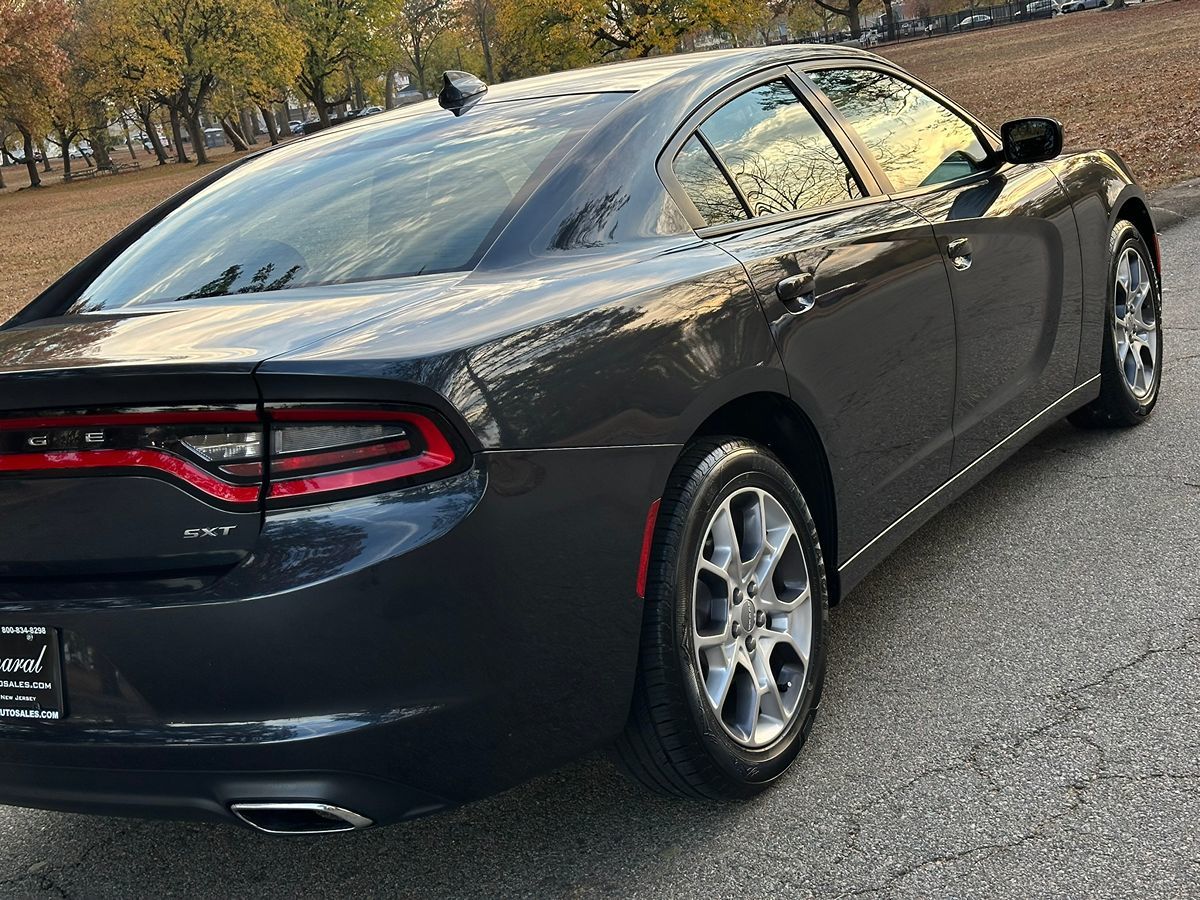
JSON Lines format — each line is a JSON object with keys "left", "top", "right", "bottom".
{"left": 2, "top": 218, "right": 1198, "bottom": 899}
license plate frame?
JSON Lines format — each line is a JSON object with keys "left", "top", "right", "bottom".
{"left": 0, "top": 626, "right": 65, "bottom": 723}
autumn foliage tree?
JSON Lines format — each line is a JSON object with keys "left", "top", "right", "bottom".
{"left": 98, "top": 0, "right": 296, "bottom": 164}
{"left": 282, "top": 0, "right": 388, "bottom": 127}
{"left": 0, "top": 0, "right": 69, "bottom": 187}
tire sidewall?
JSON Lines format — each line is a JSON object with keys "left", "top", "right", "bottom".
{"left": 668, "top": 444, "right": 828, "bottom": 786}
{"left": 1105, "top": 222, "right": 1162, "bottom": 417}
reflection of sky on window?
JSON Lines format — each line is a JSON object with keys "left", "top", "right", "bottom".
{"left": 810, "top": 70, "right": 986, "bottom": 193}
{"left": 73, "top": 96, "right": 621, "bottom": 311}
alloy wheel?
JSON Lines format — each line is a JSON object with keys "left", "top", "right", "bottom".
{"left": 1113, "top": 245, "right": 1158, "bottom": 399}
{"left": 692, "top": 487, "right": 812, "bottom": 749}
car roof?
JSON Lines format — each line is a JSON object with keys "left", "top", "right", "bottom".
{"left": 482, "top": 46, "right": 885, "bottom": 102}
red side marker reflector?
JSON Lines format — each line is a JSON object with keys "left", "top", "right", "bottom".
{"left": 636, "top": 498, "right": 662, "bottom": 600}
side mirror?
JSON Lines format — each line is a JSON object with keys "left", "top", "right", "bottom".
{"left": 1000, "top": 117, "right": 1063, "bottom": 164}
{"left": 438, "top": 71, "right": 488, "bottom": 117}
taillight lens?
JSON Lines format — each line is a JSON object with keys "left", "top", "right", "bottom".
{"left": 265, "top": 407, "right": 463, "bottom": 507}
{"left": 0, "top": 408, "right": 264, "bottom": 508}
{"left": 0, "top": 405, "right": 466, "bottom": 510}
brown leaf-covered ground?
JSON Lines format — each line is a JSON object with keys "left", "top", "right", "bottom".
{"left": 1, "top": 0, "right": 1196, "bottom": 322}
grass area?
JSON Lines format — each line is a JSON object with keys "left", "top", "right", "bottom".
{"left": 1, "top": 0, "right": 1196, "bottom": 323}
{"left": 0, "top": 141, "right": 266, "bottom": 321}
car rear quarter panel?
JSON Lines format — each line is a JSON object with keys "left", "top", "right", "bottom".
{"left": 257, "top": 238, "right": 786, "bottom": 452}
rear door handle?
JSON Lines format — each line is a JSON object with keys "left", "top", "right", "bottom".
{"left": 775, "top": 272, "right": 815, "bottom": 313}
{"left": 948, "top": 237, "right": 973, "bottom": 271}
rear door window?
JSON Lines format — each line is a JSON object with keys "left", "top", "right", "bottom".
{"left": 672, "top": 79, "right": 863, "bottom": 224}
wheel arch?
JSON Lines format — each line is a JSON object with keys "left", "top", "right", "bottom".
{"left": 1114, "top": 194, "right": 1162, "bottom": 289}
{"left": 687, "top": 391, "right": 842, "bottom": 604}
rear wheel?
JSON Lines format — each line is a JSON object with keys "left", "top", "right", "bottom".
{"left": 1069, "top": 220, "right": 1163, "bottom": 428}
{"left": 615, "top": 438, "right": 828, "bottom": 799}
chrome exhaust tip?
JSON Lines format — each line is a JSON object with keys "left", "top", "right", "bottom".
{"left": 230, "top": 802, "right": 374, "bottom": 834}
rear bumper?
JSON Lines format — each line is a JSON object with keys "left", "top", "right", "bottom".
{"left": 0, "top": 445, "right": 677, "bottom": 828}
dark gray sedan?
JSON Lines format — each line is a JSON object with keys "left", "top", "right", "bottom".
{"left": 0, "top": 46, "right": 1162, "bottom": 831}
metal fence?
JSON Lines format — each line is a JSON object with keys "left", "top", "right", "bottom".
{"left": 804, "top": 2, "right": 1068, "bottom": 48}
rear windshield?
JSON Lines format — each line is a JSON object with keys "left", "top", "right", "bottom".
{"left": 70, "top": 94, "right": 623, "bottom": 312}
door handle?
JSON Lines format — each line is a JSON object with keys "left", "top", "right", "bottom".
{"left": 948, "top": 237, "right": 973, "bottom": 271}
{"left": 775, "top": 271, "right": 815, "bottom": 313}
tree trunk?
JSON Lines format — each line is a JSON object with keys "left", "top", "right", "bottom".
{"left": 40, "top": 140, "right": 53, "bottom": 172}
{"left": 221, "top": 118, "right": 250, "bottom": 151}
{"left": 87, "top": 124, "right": 112, "bottom": 169}
{"left": 19, "top": 128, "right": 41, "bottom": 188}
{"left": 352, "top": 76, "right": 365, "bottom": 110}
{"left": 0, "top": 165, "right": 6, "bottom": 190}
{"left": 169, "top": 107, "right": 190, "bottom": 163}
{"left": 189, "top": 111, "right": 210, "bottom": 164}
{"left": 475, "top": 0, "right": 495, "bottom": 83}
{"left": 59, "top": 130, "right": 73, "bottom": 178}
{"left": 85, "top": 100, "right": 113, "bottom": 169}
{"left": 238, "top": 108, "right": 258, "bottom": 145}
{"left": 847, "top": 1, "right": 861, "bottom": 36}
{"left": 384, "top": 71, "right": 396, "bottom": 110}
{"left": 121, "top": 120, "right": 138, "bottom": 159}
{"left": 140, "top": 108, "right": 169, "bottom": 164}
{"left": 260, "top": 106, "right": 280, "bottom": 145}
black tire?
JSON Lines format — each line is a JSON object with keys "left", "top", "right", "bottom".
{"left": 1069, "top": 219, "right": 1163, "bottom": 428}
{"left": 614, "top": 438, "right": 829, "bottom": 799}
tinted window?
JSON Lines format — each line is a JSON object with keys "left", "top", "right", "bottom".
{"left": 71, "top": 95, "right": 622, "bottom": 312}
{"left": 809, "top": 68, "right": 990, "bottom": 192}
{"left": 697, "top": 80, "right": 862, "bottom": 218}
{"left": 673, "top": 135, "right": 747, "bottom": 226}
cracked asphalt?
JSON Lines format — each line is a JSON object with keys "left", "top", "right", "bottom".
{"left": 2, "top": 217, "right": 1199, "bottom": 899}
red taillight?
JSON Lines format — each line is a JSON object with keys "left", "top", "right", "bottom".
{"left": 264, "top": 407, "right": 463, "bottom": 507}
{"left": 0, "top": 407, "right": 264, "bottom": 510}
{"left": 0, "top": 404, "right": 467, "bottom": 509}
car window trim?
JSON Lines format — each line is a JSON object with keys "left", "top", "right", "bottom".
{"left": 693, "top": 129, "right": 755, "bottom": 221}
{"left": 656, "top": 63, "right": 887, "bottom": 234}
{"left": 797, "top": 60, "right": 1005, "bottom": 201}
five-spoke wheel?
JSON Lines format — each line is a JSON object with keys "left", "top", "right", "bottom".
{"left": 693, "top": 488, "right": 812, "bottom": 749}
{"left": 1112, "top": 244, "right": 1158, "bottom": 399}
{"left": 616, "top": 439, "right": 828, "bottom": 799}
{"left": 1070, "top": 219, "right": 1163, "bottom": 428}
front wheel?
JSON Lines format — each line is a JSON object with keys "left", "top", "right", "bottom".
{"left": 615, "top": 438, "right": 829, "bottom": 799}
{"left": 1069, "top": 219, "right": 1163, "bottom": 428}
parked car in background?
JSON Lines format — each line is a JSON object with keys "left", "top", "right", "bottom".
{"left": 1016, "top": 0, "right": 1061, "bottom": 18}
{"left": 356, "top": 106, "right": 385, "bottom": 117}
{"left": 288, "top": 120, "right": 305, "bottom": 135}
{"left": 858, "top": 29, "right": 879, "bottom": 47}
{"left": 136, "top": 130, "right": 170, "bottom": 151}
{"left": 393, "top": 89, "right": 426, "bottom": 107}
{"left": 1060, "top": 0, "right": 1104, "bottom": 11}
{"left": 954, "top": 13, "right": 993, "bottom": 29}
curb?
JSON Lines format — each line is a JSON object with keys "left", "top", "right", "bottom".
{"left": 1149, "top": 177, "right": 1200, "bottom": 231}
